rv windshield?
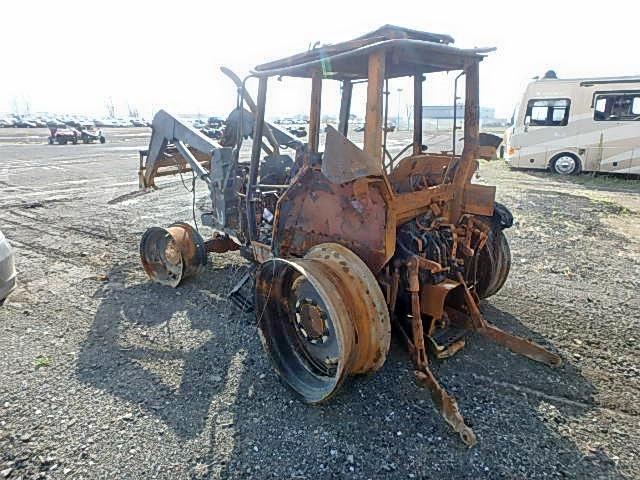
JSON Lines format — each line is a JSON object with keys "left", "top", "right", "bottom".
{"left": 525, "top": 99, "right": 570, "bottom": 126}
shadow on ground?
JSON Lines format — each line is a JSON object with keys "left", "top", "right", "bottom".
{"left": 77, "top": 263, "right": 627, "bottom": 479}
{"left": 77, "top": 261, "right": 253, "bottom": 439}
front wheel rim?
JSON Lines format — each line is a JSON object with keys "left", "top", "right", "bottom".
{"left": 555, "top": 156, "right": 576, "bottom": 174}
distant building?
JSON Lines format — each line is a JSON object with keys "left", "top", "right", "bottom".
{"left": 422, "top": 105, "right": 496, "bottom": 120}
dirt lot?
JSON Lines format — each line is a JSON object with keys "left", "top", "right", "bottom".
{"left": 1, "top": 127, "right": 639, "bottom": 480}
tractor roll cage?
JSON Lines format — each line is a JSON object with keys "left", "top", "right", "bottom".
{"left": 244, "top": 25, "right": 495, "bottom": 242}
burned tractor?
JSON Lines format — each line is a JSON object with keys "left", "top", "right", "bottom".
{"left": 138, "top": 25, "right": 560, "bottom": 446}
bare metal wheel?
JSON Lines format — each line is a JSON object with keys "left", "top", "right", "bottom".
{"left": 552, "top": 153, "right": 581, "bottom": 175}
{"left": 139, "top": 222, "right": 207, "bottom": 287}
{"left": 255, "top": 243, "right": 391, "bottom": 403}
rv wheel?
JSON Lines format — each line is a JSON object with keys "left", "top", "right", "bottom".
{"left": 551, "top": 153, "right": 581, "bottom": 175}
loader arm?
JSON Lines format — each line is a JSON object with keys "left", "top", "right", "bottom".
{"left": 141, "top": 109, "right": 219, "bottom": 188}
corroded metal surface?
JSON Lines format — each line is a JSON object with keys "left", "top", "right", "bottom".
{"left": 139, "top": 222, "right": 207, "bottom": 287}
{"left": 305, "top": 243, "right": 390, "bottom": 373}
{"left": 255, "top": 242, "right": 391, "bottom": 403}
{"left": 272, "top": 167, "right": 394, "bottom": 273}
{"left": 254, "top": 255, "right": 355, "bottom": 403}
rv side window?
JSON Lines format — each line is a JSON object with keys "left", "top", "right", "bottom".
{"left": 525, "top": 99, "right": 570, "bottom": 126}
{"left": 594, "top": 92, "right": 640, "bottom": 121}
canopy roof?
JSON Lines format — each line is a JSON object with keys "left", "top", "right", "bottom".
{"left": 253, "top": 25, "right": 494, "bottom": 80}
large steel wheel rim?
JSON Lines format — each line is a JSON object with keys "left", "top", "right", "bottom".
{"left": 305, "top": 243, "right": 391, "bottom": 373}
{"left": 139, "top": 222, "right": 206, "bottom": 287}
{"left": 289, "top": 275, "right": 341, "bottom": 376}
{"left": 554, "top": 155, "right": 577, "bottom": 174}
{"left": 256, "top": 258, "right": 354, "bottom": 403}
{"left": 256, "top": 244, "right": 391, "bottom": 403}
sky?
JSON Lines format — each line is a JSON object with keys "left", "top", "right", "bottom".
{"left": 2, "top": 0, "right": 639, "bottom": 121}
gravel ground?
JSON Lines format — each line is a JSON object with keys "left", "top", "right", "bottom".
{"left": 1, "top": 127, "right": 639, "bottom": 479}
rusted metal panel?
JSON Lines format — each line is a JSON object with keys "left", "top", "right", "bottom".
{"left": 391, "top": 184, "right": 454, "bottom": 225}
{"left": 420, "top": 279, "right": 459, "bottom": 318}
{"left": 272, "top": 167, "right": 393, "bottom": 273}
{"left": 388, "top": 153, "right": 454, "bottom": 193}
{"left": 461, "top": 183, "right": 496, "bottom": 216}
{"left": 321, "top": 126, "right": 383, "bottom": 184}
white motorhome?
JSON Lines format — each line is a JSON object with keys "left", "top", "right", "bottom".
{"left": 504, "top": 74, "right": 640, "bottom": 174}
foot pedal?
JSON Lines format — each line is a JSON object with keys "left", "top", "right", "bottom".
{"left": 429, "top": 326, "right": 468, "bottom": 359}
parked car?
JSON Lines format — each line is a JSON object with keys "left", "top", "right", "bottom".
{"left": 0, "top": 230, "right": 17, "bottom": 306}
{"left": 200, "top": 126, "right": 223, "bottom": 140}
{"left": 208, "top": 116, "right": 225, "bottom": 128}
{"left": 14, "top": 118, "right": 37, "bottom": 128}
{"left": 31, "top": 118, "right": 48, "bottom": 128}
{"left": 95, "top": 118, "right": 118, "bottom": 128}
{"left": 286, "top": 126, "right": 307, "bottom": 138}
{"left": 78, "top": 126, "right": 106, "bottom": 144}
{"left": 48, "top": 125, "right": 79, "bottom": 144}
{"left": 130, "top": 118, "right": 148, "bottom": 127}
{"left": 0, "top": 118, "right": 16, "bottom": 128}
{"left": 49, "top": 118, "right": 67, "bottom": 128}
{"left": 112, "top": 119, "right": 124, "bottom": 127}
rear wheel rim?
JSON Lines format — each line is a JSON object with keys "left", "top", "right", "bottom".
{"left": 255, "top": 258, "right": 354, "bottom": 403}
{"left": 255, "top": 244, "right": 391, "bottom": 403}
{"left": 289, "top": 275, "right": 340, "bottom": 377}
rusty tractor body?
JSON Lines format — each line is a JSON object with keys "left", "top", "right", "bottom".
{"left": 138, "top": 25, "right": 561, "bottom": 446}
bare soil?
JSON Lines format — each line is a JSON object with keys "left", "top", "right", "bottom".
{"left": 1, "top": 128, "right": 639, "bottom": 479}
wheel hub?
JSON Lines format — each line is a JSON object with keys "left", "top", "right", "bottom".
{"left": 555, "top": 156, "right": 575, "bottom": 174}
{"left": 295, "top": 298, "right": 329, "bottom": 344}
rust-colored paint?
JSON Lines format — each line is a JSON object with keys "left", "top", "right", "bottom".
{"left": 272, "top": 167, "right": 394, "bottom": 273}
{"left": 139, "top": 223, "right": 207, "bottom": 287}
{"left": 363, "top": 49, "right": 386, "bottom": 161}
